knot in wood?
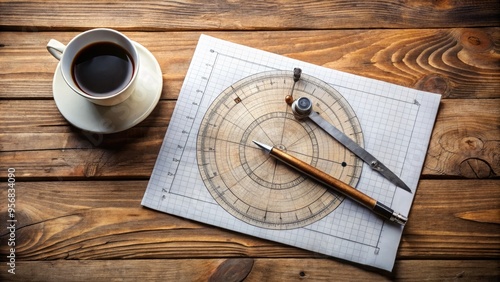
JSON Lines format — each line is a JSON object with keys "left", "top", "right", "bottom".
{"left": 209, "top": 258, "right": 254, "bottom": 282}
{"left": 459, "top": 137, "right": 484, "bottom": 152}
{"left": 415, "top": 74, "right": 450, "bottom": 96}
{"left": 459, "top": 158, "right": 494, "bottom": 178}
{"left": 460, "top": 29, "right": 493, "bottom": 52}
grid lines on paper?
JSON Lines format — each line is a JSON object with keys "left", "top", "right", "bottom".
{"left": 157, "top": 37, "right": 419, "bottom": 248}
{"left": 142, "top": 35, "right": 439, "bottom": 271}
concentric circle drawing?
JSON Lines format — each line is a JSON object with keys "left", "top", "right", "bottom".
{"left": 196, "top": 70, "right": 364, "bottom": 230}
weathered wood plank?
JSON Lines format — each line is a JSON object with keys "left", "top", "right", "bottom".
{"left": 0, "top": 0, "right": 498, "bottom": 30}
{"left": 0, "top": 100, "right": 171, "bottom": 135}
{"left": 1, "top": 99, "right": 498, "bottom": 179}
{"left": 0, "top": 28, "right": 498, "bottom": 100}
{"left": 0, "top": 180, "right": 498, "bottom": 261}
{"left": 1, "top": 259, "right": 499, "bottom": 281}
{"left": 1, "top": 0, "right": 497, "bottom": 280}
{"left": 0, "top": 100, "right": 171, "bottom": 179}
{"left": 402, "top": 180, "right": 500, "bottom": 258}
{"left": 424, "top": 98, "right": 500, "bottom": 178}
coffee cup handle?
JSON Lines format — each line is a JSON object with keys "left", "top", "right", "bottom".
{"left": 46, "top": 39, "right": 66, "bottom": 60}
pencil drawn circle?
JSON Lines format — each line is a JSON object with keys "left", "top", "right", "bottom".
{"left": 197, "top": 70, "right": 364, "bottom": 229}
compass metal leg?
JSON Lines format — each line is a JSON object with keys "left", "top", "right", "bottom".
{"left": 291, "top": 96, "right": 412, "bottom": 193}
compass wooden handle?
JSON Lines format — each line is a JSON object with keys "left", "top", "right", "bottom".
{"left": 270, "top": 148, "right": 377, "bottom": 207}
{"left": 270, "top": 147, "right": 407, "bottom": 225}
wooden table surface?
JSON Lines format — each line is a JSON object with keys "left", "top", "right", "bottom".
{"left": 1, "top": 1, "right": 499, "bottom": 281}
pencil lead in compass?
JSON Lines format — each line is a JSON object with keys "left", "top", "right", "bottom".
{"left": 253, "top": 140, "right": 272, "bottom": 153}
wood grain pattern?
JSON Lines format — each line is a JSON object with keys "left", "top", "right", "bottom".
{"left": 425, "top": 99, "right": 500, "bottom": 178}
{"left": 1, "top": 259, "right": 499, "bottom": 281}
{"left": 1, "top": 1, "right": 499, "bottom": 31}
{"left": 1, "top": 28, "right": 499, "bottom": 100}
{"left": 0, "top": 180, "right": 498, "bottom": 261}
{"left": 1, "top": 99, "right": 498, "bottom": 179}
{"left": 1, "top": 1, "right": 499, "bottom": 279}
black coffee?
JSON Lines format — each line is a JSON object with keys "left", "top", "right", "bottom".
{"left": 72, "top": 42, "right": 134, "bottom": 96}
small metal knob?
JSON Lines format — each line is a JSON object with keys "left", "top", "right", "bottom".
{"left": 291, "top": 97, "right": 312, "bottom": 119}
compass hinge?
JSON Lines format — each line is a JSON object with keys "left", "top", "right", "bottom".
{"left": 370, "top": 160, "right": 383, "bottom": 172}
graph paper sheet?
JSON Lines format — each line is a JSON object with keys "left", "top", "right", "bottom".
{"left": 142, "top": 35, "right": 441, "bottom": 271}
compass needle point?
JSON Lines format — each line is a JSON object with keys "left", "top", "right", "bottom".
{"left": 286, "top": 68, "right": 302, "bottom": 105}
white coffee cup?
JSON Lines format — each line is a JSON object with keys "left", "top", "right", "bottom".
{"left": 47, "top": 28, "right": 140, "bottom": 106}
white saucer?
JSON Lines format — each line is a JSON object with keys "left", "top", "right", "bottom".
{"left": 53, "top": 42, "right": 163, "bottom": 133}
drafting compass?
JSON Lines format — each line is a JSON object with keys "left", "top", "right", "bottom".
{"left": 197, "top": 69, "right": 365, "bottom": 230}
{"left": 287, "top": 68, "right": 411, "bottom": 193}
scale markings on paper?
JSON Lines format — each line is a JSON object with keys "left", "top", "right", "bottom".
{"left": 142, "top": 35, "right": 442, "bottom": 271}
{"left": 196, "top": 70, "right": 364, "bottom": 229}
